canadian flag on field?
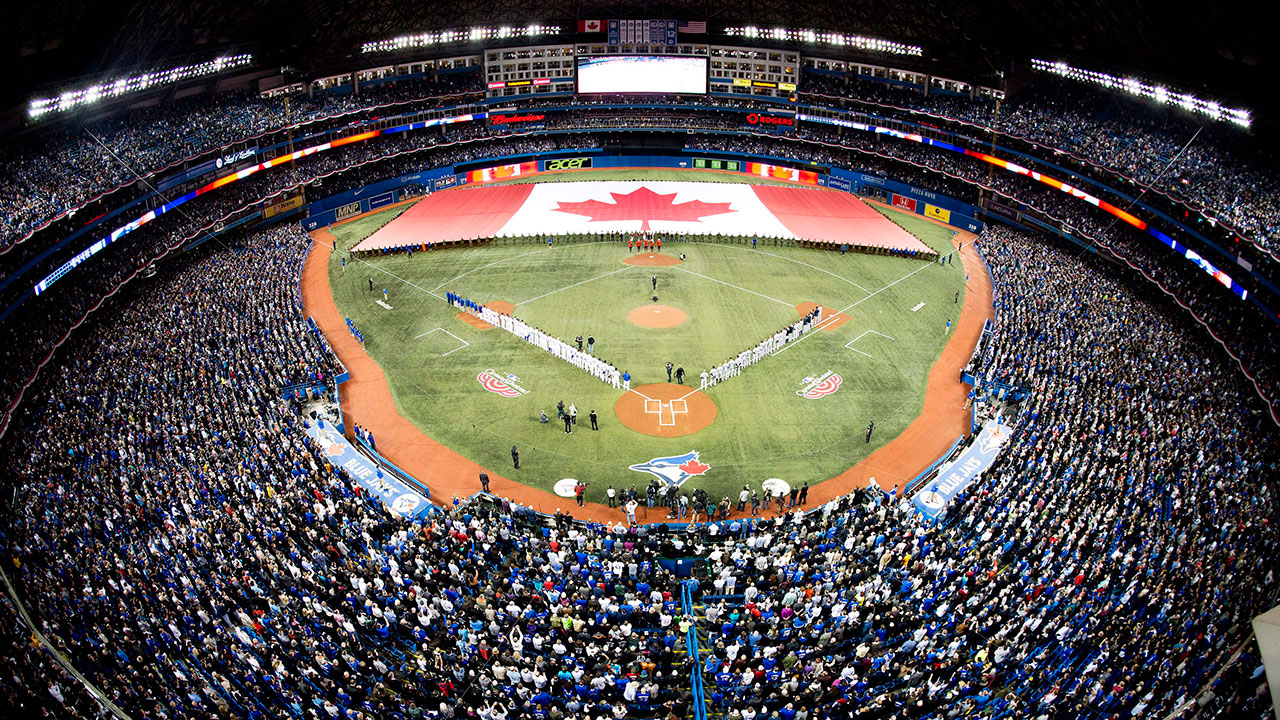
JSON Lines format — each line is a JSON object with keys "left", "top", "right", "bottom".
{"left": 353, "top": 181, "right": 934, "bottom": 255}
{"left": 578, "top": 19, "right": 603, "bottom": 32}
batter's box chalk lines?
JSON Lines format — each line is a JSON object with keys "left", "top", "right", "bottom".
{"left": 845, "top": 329, "right": 896, "bottom": 357}
{"left": 412, "top": 327, "right": 471, "bottom": 356}
{"left": 643, "top": 399, "right": 690, "bottom": 426}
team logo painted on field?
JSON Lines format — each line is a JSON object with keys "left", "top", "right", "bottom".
{"left": 629, "top": 451, "right": 710, "bottom": 488}
{"left": 797, "top": 371, "right": 842, "bottom": 399}
{"left": 478, "top": 368, "right": 528, "bottom": 397}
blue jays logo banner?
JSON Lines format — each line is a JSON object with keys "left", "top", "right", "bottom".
{"left": 629, "top": 451, "right": 710, "bottom": 488}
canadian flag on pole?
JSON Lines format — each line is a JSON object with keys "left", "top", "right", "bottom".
{"left": 578, "top": 19, "right": 603, "bottom": 32}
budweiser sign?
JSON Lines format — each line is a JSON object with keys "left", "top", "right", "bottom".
{"left": 491, "top": 113, "right": 547, "bottom": 125}
{"left": 745, "top": 113, "right": 794, "bottom": 127}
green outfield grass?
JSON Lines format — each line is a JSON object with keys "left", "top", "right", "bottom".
{"left": 326, "top": 171, "right": 967, "bottom": 502}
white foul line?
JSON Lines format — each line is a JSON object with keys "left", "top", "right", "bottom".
{"left": 516, "top": 266, "right": 634, "bottom": 306}
{"left": 771, "top": 261, "right": 935, "bottom": 357}
{"left": 738, "top": 246, "right": 873, "bottom": 295}
{"left": 672, "top": 267, "right": 793, "bottom": 307}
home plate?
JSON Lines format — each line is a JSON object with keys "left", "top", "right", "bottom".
{"left": 376, "top": 300, "right": 394, "bottom": 310}
{"left": 911, "top": 302, "right": 925, "bottom": 312}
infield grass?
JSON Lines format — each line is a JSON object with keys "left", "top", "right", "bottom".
{"left": 325, "top": 171, "right": 968, "bottom": 503}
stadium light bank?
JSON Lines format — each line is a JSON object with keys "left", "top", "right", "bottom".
{"left": 724, "top": 26, "right": 923, "bottom": 57}
{"left": 1031, "top": 59, "right": 1251, "bottom": 128}
{"left": 361, "top": 25, "right": 561, "bottom": 54}
{"left": 28, "top": 54, "right": 254, "bottom": 121}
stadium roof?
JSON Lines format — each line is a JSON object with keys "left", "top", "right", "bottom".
{"left": 2, "top": 0, "right": 1274, "bottom": 116}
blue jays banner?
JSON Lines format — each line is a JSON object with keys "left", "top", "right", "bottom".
{"left": 913, "top": 417, "right": 1009, "bottom": 519}
{"left": 303, "top": 421, "right": 431, "bottom": 519}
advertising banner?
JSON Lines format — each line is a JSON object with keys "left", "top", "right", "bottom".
{"left": 466, "top": 161, "right": 539, "bottom": 184}
{"left": 368, "top": 191, "right": 395, "bottom": 210}
{"left": 742, "top": 112, "right": 796, "bottom": 131}
{"left": 215, "top": 146, "right": 259, "bottom": 169}
{"left": 335, "top": 201, "right": 362, "bottom": 221}
{"left": 826, "top": 176, "right": 852, "bottom": 192}
{"left": 263, "top": 195, "right": 304, "bottom": 219}
{"left": 746, "top": 162, "right": 819, "bottom": 185}
{"left": 924, "top": 204, "right": 952, "bottom": 223}
{"left": 489, "top": 112, "right": 548, "bottom": 126}
{"left": 892, "top": 194, "right": 918, "bottom": 213}
{"left": 543, "top": 157, "right": 594, "bottom": 172}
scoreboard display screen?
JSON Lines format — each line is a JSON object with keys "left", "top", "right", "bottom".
{"left": 576, "top": 56, "right": 708, "bottom": 95}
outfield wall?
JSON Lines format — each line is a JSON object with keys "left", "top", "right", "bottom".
{"left": 299, "top": 150, "right": 986, "bottom": 236}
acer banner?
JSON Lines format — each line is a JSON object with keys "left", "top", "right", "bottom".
{"left": 543, "top": 157, "right": 594, "bottom": 172}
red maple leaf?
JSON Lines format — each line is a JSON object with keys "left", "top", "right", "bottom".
{"left": 678, "top": 459, "right": 710, "bottom": 476}
{"left": 553, "top": 187, "right": 735, "bottom": 232}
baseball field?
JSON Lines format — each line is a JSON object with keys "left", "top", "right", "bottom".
{"left": 319, "top": 169, "right": 970, "bottom": 505}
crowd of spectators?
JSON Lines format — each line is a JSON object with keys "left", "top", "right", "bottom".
{"left": 802, "top": 75, "right": 1280, "bottom": 258}
{"left": 0, "top": 132, "right": 598, "bottom": 436}
{"left": 0, "top": 73, "right": 483, "bottom": 245}
{"left": 682, "top": 129, "right": 1280, "bottom": 415}
{"left": 0, "top": 221, "right": 1275, "bottom": 720}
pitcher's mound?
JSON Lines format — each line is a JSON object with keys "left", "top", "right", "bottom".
{"left": 797, "top": 301, "right": 851, "bottom": 331}
{"left": 624, "top": 253, "right": 682, "bottom": 267}
{"left": 629, "top": 305, "right": 687, "bottom": 329}
{"left": 457, "top": 300, "right": 515, "bottom": 330}
{"left": 615, "top": 384, "right": 716, "bottom": 437}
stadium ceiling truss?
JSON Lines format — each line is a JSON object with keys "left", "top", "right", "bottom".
{"left": 320, "top": 0, "right": 951, "bottom": 51}
{"left": 5, "top": 0, "right": 1274, "bottom": 115}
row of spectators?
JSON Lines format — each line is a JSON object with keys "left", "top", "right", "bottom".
{"left": 0, "top": 73, "right": 483, "bottom": 246}
{"left": 0, "top": 221, "right": 1275, "bottom": 720}
{"left": 803, "top": 75, "right": 1280, "bottom": 258}
{"left": 7, "top": 66, "right": 1274, "bottom": 269}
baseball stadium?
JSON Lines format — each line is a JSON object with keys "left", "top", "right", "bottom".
{"left": 0, "top": 3, "right": 1277, "bottom": 720}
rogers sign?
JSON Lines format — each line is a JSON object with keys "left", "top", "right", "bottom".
{"left": 491, "top": 113, "right": 547, "bottom": 125}
{"left": 745, "top": 113, "right": 794, "bottom": 127}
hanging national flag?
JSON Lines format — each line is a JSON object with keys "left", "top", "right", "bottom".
{"left": 578, "top": 19, "right": 604, "bottom": 32}
{"left": 677, "top": 20, "right": 707, "bottom": 34}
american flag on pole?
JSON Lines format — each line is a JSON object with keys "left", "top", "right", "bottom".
{"left": 677, "top": 20, "right": 707, "bottom": 34}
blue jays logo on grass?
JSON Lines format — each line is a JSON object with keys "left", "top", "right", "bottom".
{"left": 629, "top": 451, "right": 710, "bottom": 488}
